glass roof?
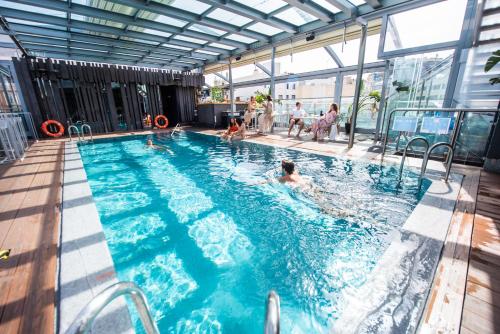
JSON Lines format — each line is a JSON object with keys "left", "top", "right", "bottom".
{"left": 234, "top": 0, "right": 288, "bottom": 13}
{"left": 0, "top": 0, "right": 405, "bottom": 70}
{"left": 207, "top": 9, "right": 253, "bottom": 27}
{"left": 275, "top": 7, "right": 318, "bottom": 26}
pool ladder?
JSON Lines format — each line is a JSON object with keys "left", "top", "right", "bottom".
{"left": 68, "top": 122, "right": 93, "bottom": 142}
{"left": 170, "top": 123, "right": 181, "bottom": 136}
{"left": 398, "top": 137, "right": 455, "bottom": 188}
{"left": 67, "top": 281, "right": 281, "bottom": 334}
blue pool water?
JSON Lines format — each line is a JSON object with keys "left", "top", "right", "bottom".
{"left": 78, "top": 132, "right": 428, "bottom": 333}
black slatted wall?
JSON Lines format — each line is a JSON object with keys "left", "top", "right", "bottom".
{"left": 12, "top": 57, "right": 204, "bottom": 136}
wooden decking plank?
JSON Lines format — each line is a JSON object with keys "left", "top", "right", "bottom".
{"left": 419, "top": 168, "right": 480, "bottom": 333}
{"left": 0, "top": 141, "right": 63, "bottom": 334}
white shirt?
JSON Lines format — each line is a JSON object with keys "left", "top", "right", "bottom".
{"left": 292, "top": 108, "right": 306, "bottom": 118}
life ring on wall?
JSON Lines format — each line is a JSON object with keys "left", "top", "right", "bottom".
{"left": 154, "top": 115, "right": 169, "bottom": 129}
{"left": 41, "top": 120, "right": 65, "bottom": 138}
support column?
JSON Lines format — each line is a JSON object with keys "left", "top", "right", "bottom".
{"left": 348, "top": 19, "right": 368, "bottom": 149}
{"left": 270, "top": 46, "right": 276, "bottom": 101}
{"left": 228, "top": 59, "right": 235, "bottom": 113}
{"left": 334, "top": 73, "right": 342, "bottom": 106}
{"left": 374, "top": 60, "right": 391, "bottom": 141}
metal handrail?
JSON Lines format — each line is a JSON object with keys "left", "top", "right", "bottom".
{"left": 66, "top": 282, "right": 160, "bottom": 334}
{"left": 264, "top": 290, "right": 280, "bottom": 334}
{"left": 81, "top": 124, "right": 93, "bottom": 141}
{"left": 420, "top": 142, "right": 454, "bottom": 184}
{"left": 398, "top": 137, "right": 430, "bottom": 182}
{"left": 382, "top": 107, "right": 498, "bottom": 157}
{"left": 171, "top": 123, "right": 181, "bottom": 136}
{"left": 68, "top": 125, "right": 81, "bottom": 142}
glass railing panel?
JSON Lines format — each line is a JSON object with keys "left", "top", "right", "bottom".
{"left": 454, "top": 112, "right": 496, "bottom": 164}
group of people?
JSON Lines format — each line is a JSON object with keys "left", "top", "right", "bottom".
{"left": 288, "top": 102, "right": 339, "bottom": 141}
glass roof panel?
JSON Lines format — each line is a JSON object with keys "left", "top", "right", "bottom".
{"left": 162, "top": 43, "right": 192, "bottom": 51}
{"left": 188, "top": 24, "right": 227, "bottom": 36}
{"left": 246, "top": 22, "right": 283, "bottom": 36}
{"left": 173, "top": 35, "right": 208, "bottom": 44}
{"left": 195, "top": 50, "right": 220, "bottom": 56}
{"left": 209, "top": 42, "right": 236, "bottom": 50}
{"left": 72, "top": 0, "right": 137, "bottom": 18}
{"left": 71, "top": 15, "right": 126, "bottom": 29}
{"left": 140, "top": 12, "right": 188, "bottom": 27}
{"left": 311, "top": 0, "right": 342, "bottom": 13}
{"left": 225, "top": 34, "right": 258, "bottom": 44}
{"left": 233, "top": 0, "right": 287, "bottom": 13}
{"left": 6, "top": 18, "right": 66, "bottom": 30}
{"left": 122, "top": 36, "right": 159, "bottom": 45}
{"left": 0, "top": 0, "right": 66, "bottom": 18}
{"left": 347, "top": 0, "right": 366, "bottom": 5}
{"left": 128, "top": 26, "right": 172, "bottom": 38}
{"left": 159, "top": 0, "right": 211, "bottom": 14}
{"left": 207, "top": 9, "right": 253, "bottom": 27}
{"left": 274, "top": 7, "right": 317, "bottom": 26}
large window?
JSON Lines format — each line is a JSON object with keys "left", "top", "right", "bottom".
{"left": 232, "top": 63, "right": 269, "bottom": 83}
{"left": 381, "top": 0, "right": 467, "bottom": 55}
{"left": 274, "top": 77, "right": 336, "bottom": 115}
{"left": 339, "top": 71, "right": 384, "bottom": 130}
{"left": 273, "top": 48, "right": 338, "bottom": 76}
{"left": 329, "top": 34, "right": 382, "bottom": 66}
{"left": 234, "top": 84, "right": 269, "bottom": 102}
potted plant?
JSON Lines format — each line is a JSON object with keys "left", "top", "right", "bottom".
{"left": 485, "top": 49, "right": 500, "bottom": 85}
{"left": 343, "top": 81, "right": 381, "bottom": 135}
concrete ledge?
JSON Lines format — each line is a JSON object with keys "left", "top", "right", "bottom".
{"left": 57, "top": 141, "right": 133, "bottom": 334}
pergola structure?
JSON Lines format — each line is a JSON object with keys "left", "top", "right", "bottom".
{"left": 0, "top": 0, "right": 420, "bottom": 72}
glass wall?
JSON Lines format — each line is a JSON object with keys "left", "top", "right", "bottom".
{"left": 338, "top": 71, "right": 384, "bottom": 130}
{"left": 274, "top": 77, "right": 336, "bottom": 115}
{"left": 0, "top": 67, "right": 21, "bottom": 112}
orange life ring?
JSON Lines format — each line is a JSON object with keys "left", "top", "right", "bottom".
{"left": 154, "top": 115, "right": 169, "bottom": 129}
{"left": 41, "top": 120, "right": 65, "bottom": 138}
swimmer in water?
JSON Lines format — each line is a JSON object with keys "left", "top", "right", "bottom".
{"left": 279, "top": 159, "right": 306, "bottom": 185}
{"left": 146, "top": 139, "right": 174, "bottom": 155}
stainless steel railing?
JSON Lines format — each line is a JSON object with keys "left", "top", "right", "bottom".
{"left": 398, "top": 137, "right": 430, "bottom": 182}
{"left": 66, "top": 282, "right": 159, "bottom": 334}
{"left": 264, "top": 290, "right": 280, "bottom": 334}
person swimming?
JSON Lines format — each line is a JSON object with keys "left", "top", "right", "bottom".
{"left": 279, "top": 159, "right": 306, "bottom": 185}
{"left": 146, "top": 139, "right": 173, "bottom": 154}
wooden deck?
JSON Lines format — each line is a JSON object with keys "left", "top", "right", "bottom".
{"left": 461, "top": 171, "right": 500, "bottom": 334}
{"left": 0, "top": 141, "right": 64, "bottom": 334}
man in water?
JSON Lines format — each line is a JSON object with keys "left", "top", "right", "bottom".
{"left": 146, "top": 139, "right": 173, "bottom": 155}
{"left": 279, "top": 159, "right": 305, "bottom": 184}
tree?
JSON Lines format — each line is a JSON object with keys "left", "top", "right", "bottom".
{"left": 485, "top": 49, "right": 500, "bottom": 85}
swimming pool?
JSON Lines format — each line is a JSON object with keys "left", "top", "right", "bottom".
{"left": 78, "top": 131, "right": 428, "bottom": 333}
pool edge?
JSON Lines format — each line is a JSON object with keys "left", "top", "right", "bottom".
{"left": 58, "top": 141, "right": 133, "bottom": 334}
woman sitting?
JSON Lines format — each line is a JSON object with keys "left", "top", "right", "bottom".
{"left": 308, "top": 103, "right": 338, "bottom": 141}
{"left": 257, "top": 95, "right": 274, "bottom": 134}
{"left": 229, "top": 119, "right": 246, "bottom": 141}
{"left": 243, "top": 96, "right": 257, "bottom": 127}
{"left": 221, "top": 118, "right": 239, "bottom": 140}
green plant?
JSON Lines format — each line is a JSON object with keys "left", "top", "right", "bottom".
{"left": 210, "top": 87, "right": 224, "bottom": 102}
{"left": 342, "top": 80, "right": 382, "bottom": 123}
{"left": 254, "top": 88, "right": 271, "bottom": 106}
{"left": 485, "top": 49, "right": 500, "bottom": 85}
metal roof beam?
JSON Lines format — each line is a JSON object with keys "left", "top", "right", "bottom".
{"left": 324, "top": 46, "right": 344, "bottom": 67}
{"left": 255, "top": 63, "right": 271, "bottom": 76}
{"left": 15, "top": 32, "right": 211, "bottom": 60}
{"left": 14, "top": 0, "right": 249, "bottom": 49}
{"left": 197, "top": 0, "right": 298, "bottom": 33}
{"left": 104, "top": 0, "right": 269, "bottom": 42}
{"left": 0, "top": 8, "right": 233, "bottom": 54}
{"left": 36, "top": 52, "right": 186, "bottom": 70}
{"left": 364, "top": 0, "right": 382, "bottom": 9}
{"left": 281, "top": 0, "right": 334, "bottom": 22}
{"left": 323, "top": 0, "right": 357, "bottom": 17}
{"left": 214, "top": 72, "right": 229, "bottom": 82}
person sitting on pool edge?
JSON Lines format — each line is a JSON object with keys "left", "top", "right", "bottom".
{"left": 146, "top": 139, "right": 173, "bottom": 154}
{"left": 221, "top": 118, "right": 239, "bottom": 140}
{"left": 228, "top": 118, "right": 246, "bottom": 142}
{"left": 279, "top": 159, "right": 304, "bottom": 184}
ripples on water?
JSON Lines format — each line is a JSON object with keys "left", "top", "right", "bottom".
{"left": 78, "top": 132, "right": 428, "bottom": 334}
